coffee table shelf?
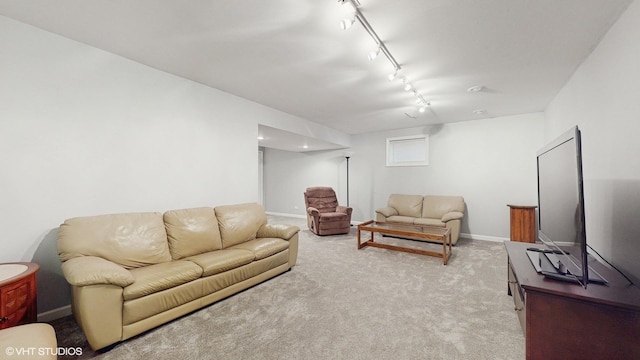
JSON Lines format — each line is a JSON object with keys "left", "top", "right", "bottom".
{"left": 357, "top": 220, "right": 452, "bottom": 265}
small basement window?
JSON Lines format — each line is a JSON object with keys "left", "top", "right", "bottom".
{"left": 386, "top": 134, "right": 429, "bottom": 167}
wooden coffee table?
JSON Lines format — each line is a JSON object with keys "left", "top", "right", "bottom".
{"left": 357, "top": 220, "right": 452, "bottom": 265}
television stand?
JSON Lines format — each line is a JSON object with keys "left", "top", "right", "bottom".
{"left": 505, "top": 241, "right": 640, "bottom": 359}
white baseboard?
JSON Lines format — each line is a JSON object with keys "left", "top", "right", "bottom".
{"left": 38, "top": 305, "right": 72, "bottom": 322}
{"left": 266, "top": 212, "right": 364, "bottom": 225}
{"left": 460, "top": 233, "right": 509, "bottom": 243}
{"left": 267, "top": 213, "right": 504, "bottom": 238}
{"left": 266, "top": 212, "right": 306, "bottom": 219}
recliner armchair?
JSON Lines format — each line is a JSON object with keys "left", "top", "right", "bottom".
{"left": 304, "top": 187, "right": 352, "bottom": 235}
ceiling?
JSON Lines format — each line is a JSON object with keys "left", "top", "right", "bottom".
{"left": 0, "top": 0, "right": 632, "bottom": 150}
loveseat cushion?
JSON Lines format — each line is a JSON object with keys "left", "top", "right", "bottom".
{"left": 164, "top": 207, "right": 223, "bottom": 259}
{"left": 215, "top": 203, "right": 267, "bottom": 248}
{"left": 388, "top": 194, "right": 424, "bottom": 218}
{"left": 186, "top": 249, "right": 255, "bottom": 277}
{"left": 414, "top": 217, "right": 446, "bottom": 227}
{"left": 123, "top": 260, "right": 203, "bottom": 301}
{"left": 422, "top": 196, "right": 465, "bottom": 219}
{"left": 386, "top": 215, "right": 416, "bottom": 224}
{"left": 230, "top": 237, "right": 289, "bottom": 260}
{"left": 58, "top": 212, "right": 172, "bottom": 269}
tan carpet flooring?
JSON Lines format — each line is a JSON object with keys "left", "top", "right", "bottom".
{"left": 50, "top": 216, "right": 525, "bottom": 360}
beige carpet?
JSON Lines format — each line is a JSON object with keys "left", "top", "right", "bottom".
{"left": 50, "top": 216, "right": 525, "bottom": 360}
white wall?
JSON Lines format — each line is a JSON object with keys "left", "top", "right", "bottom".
{"left": 265, "top": 113, "right": 545, "bottom": 240}
{"left": 264, "top": 148, "right": 350, "bottom": 216}
{"left": 0, "top": 16, "right": 344, "bottom": 318}
{"left": 544, "top": 0, "right": 640, "bottom": 284}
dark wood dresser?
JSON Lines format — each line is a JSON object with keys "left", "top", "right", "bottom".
{"left": 505, "top": 241, "right": 640, "bottom": 360}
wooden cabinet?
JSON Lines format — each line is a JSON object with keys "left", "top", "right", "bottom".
{"left": 505, "top": 242, "right": 640, "bottom": 359}
{"left": 507, "top": 205, "right": 537, "bottom": 243}
{"left": 0, "top": 262, "right": 39, "bottom": 329}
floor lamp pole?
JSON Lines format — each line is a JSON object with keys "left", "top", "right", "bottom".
{"left": 345, "top": 156, "right": 350, "bottom": 207}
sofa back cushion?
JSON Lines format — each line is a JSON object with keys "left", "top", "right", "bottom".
{"left": 58, "top": 212, "right": 171, "bottom": 269}
{"left": 422, "top": 196, "right": 465, "bottom": 219}
{"left": 215, "top": 203, "right": 267, "bottom": 248}
{"left": 388, "top": 194, "right": 424, "bottom": 218}
{"left": 164, "top": 207, "right": 223, "bottom": 260}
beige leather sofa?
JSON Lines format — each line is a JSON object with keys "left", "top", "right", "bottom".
{"left": 57, "top": 203, "right": 299, "bottom": 351}
{"left": 375, "top": 194, "right": 465, "bottom": 245}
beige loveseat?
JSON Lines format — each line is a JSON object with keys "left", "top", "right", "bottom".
{"left": 57, "top": 203, "right": 299, "bottom": 351}
{"left": 375, "top": 194, "right": 465, "bottom": 245}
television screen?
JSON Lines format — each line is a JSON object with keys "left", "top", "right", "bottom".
{"left": 536, "top": 126, "right": 591, "bottom": 287}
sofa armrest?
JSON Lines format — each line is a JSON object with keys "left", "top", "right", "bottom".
{"left": 307, "top": 207, "right": 319, "bottom": 217}
{"left": 257, "top": 223, "right": 300, "bottom": 240}
{"left": 61, "top": 256, "right": 134, "bottom": 287}
{"left": 336, "top": 205, "right": 353, "bottom": 217}
{"left": 442, "top": 211, "right": 464, "bottom": 222}
{"left": 375, "top": 206, "right": 398, "bottom": 218}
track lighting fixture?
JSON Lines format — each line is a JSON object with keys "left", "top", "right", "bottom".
{"left": 339, "top": 0, "right": 432, "bottom": 116}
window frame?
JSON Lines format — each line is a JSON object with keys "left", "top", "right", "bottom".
{"left": 386, "top": 134, "right": 429, "bottom": 167}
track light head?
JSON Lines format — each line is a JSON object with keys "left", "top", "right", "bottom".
{"left": 340, "top": 16, "right": 355, "bottom": 30}
{"left": 368, "top": 46, "right": 381, "bottom": 61}
{"left": 387, "top": 68, "right": 398, "bottom": 81}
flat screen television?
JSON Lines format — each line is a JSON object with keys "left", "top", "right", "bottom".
{"left": 536, "top": 126, "right": 606, "bottom": 287}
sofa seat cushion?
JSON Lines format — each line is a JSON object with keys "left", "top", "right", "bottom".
{"left": 414, "top": 218, "right": 446, "bottom": 227}
{"left": 123, "top": 280, "right": 203, "bottom": 325}
{"left": 124, "top": 260, "right": 203, "bottom": 301}
{"left": 230, "top": 238, "right": 289, "bottom": 260}
{"left": 201, "top": 250, "right": 290, "bottom": 295}
{"left": 386, "top": 216, "right": 416, "bottom": 224}
{"left": 186, "top": 249, "right": 255, "bottom": 277}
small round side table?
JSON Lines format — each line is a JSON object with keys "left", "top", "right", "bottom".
{"left": 0, "top": 262, "right": 39, "bottom": 329}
